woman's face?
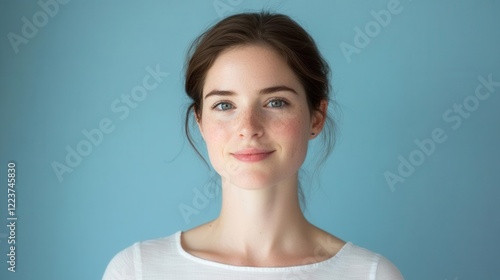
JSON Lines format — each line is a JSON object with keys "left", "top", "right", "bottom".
{"left": 198, "top": 44, "right": 325, "bottom": 189}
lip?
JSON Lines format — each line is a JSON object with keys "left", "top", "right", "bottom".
{"left": 231, "top": 148, "right": 275, "bottom": 162}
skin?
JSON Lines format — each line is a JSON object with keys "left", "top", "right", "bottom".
{"left": 182, "top": 44, "right": 345, "bottom": 267}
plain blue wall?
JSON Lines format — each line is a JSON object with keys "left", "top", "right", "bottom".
{"left": 1, "top": 0, "right": 499, "bottom": 279}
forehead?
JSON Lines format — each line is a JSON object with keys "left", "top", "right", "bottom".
{"left": 203, "top": 44, "right": 304, "bottom": 96}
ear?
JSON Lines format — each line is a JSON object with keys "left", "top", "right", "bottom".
{"left": 310, "top": 100, "right": 328, "bottom": 138}
{"left": 195, "top": 111, "right": 205, "bottom": 140}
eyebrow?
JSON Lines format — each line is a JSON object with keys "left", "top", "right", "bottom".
{"left": 204, "top": 85, "right": 298, "bottom": 99}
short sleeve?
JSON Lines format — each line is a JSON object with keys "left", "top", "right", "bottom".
{"left": 102, "top": 244, "right": 139, "bottom": 280}
{"left": 375, "top": 256, "right": 404, "bottom": 280}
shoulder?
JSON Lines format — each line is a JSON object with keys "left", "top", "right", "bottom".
{"left": 374, "top": 255, "right": 405, "bottom": 280}
{"left": 102, "top": 241, "right": 139, "bottom": 280}
{"left": 337, "top": 243, "right": 404, "bottom": 280}
{"left": 102, "top": 232, "right": 179, "bottom": 280}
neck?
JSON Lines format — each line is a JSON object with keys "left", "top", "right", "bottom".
{"left": 209, "top": 174, "right": 312, "bottom": 258}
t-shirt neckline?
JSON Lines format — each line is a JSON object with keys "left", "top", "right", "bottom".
{"left": 174, "top": 230, "right": 352, "bottom": 272}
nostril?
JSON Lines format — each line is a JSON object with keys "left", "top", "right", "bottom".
{"left": 237, "top": 113, "right": 263, "bottom": 138}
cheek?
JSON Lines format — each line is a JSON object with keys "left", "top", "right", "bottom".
{"left": 273, "top": 115, "right": 310, "bottom": 150}
{"left": 279, "top": 108, "right": 310, "bottom": 134}
{"left": 275, "top": 120, "right": 301, "bottom": 137}
{"left": 202, "top": 122, "right": 226, "bottom": 146}
{"left": 200, "top": 120, "right": 230, "bottom": 162}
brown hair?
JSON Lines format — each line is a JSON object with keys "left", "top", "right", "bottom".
{"left": 184, "top": 11, "right": 336, "bottom": 171}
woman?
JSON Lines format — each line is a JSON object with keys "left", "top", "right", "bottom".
{"left": 103, "top": 12, "right": 404, "bottom": 279}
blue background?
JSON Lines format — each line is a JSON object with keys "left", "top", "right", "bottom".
{"left": 1, "top": 0, "right": 499, "bottom": 279}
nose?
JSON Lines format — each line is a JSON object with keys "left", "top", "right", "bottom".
{"left": 237, "top": 106, "right": 264, "bottom": 139}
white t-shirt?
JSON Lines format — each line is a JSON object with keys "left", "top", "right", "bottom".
{"left": 103, "top": 231, "right": 403, "bottom": 280}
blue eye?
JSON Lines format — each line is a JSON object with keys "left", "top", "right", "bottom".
{"left": 268, "top": 99, "right": 287, "bottom": 108}
{"left": 214, "top": 102, "right": 233, "bottom": 111}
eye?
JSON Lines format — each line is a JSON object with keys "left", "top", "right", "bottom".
{"left": 213, "top": 102, "right": 233, "bottom": 111}
{"left": 267, "top": 98, "right": 288, "bottom": 108}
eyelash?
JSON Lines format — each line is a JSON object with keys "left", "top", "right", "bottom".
{"left": 266, "top": 98, "right": 289, "bottom": 108}
{"left": 211, "top": 98, "right": 290, "bottom": 111}
{"left": 211, "top": 100, "right": 234, "bottom": 111}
